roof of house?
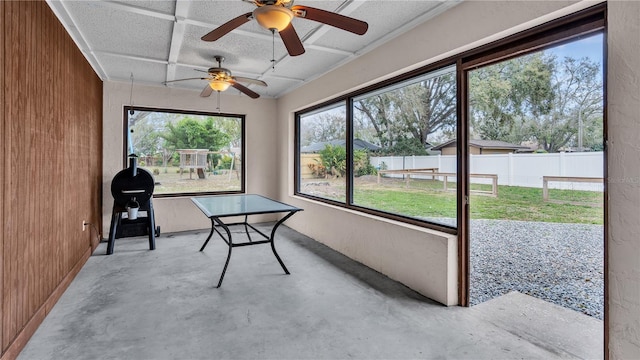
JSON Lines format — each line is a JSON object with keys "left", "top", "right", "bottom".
{"left": 301, "top": 139, "right": 381, "bottom": 153}
{"left": 432, "top": 139, "right": 530, "bottom": 151}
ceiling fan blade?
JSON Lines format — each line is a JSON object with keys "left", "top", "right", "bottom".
{"left": 233, "top": 76, "right": 268, "bottom": 87}
{"left": 279, "top": 23, "right": 305, "bottom": 56}
{"left": 163, "top": 77, "right": 208, "bottom": 84}
{"left": 201, "top": 12, "right": 252, "bottom": 41}
{"left": 229, "top": 80, "right": 260, "bottom": 99}
{"left": 291, "top": 5, "right": 368, "bottom": 35}
{"left": 200, "top": 85, "right": 213, "bottom": 97}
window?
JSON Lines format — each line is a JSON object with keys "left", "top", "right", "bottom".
{"left": 295, "top": 65, "right": 457, "bottom": 230}
{"left": 352, "top": 66, "right": 457, "bottom": 227}
{"left": 296, "top": 103, "right": 346, "bottom": 202}
{"left": 125, "top": 107, "right": 244, "bottom": 197}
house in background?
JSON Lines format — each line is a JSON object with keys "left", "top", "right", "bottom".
{"left": 433, "top": 139, "right": 532, "bottom": 155}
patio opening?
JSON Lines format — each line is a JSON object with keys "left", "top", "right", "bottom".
{"left": 466, "top": 32, "right": 604, "bottom": 356}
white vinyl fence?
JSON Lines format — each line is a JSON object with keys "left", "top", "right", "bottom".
{"left": 370, "top": 152, "right": 604, "bottom": 191}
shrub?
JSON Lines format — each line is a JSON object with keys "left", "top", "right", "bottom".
{"left": 319, "top": 144, "right": 347, "bottom": 177}
{"left": 219, "top": 155, "right": 234, "bottom": 170}
{"left": 354, "top": 150, "right": 377, "bottom": 177}
{"left": 308, "top": 163, "right": 326, "bottom": 178}
{"left": 318, "top": 145, "right": 377, "bottom": 177}
{"left": 377, "top": 137, "right": 429, "bottom": 156}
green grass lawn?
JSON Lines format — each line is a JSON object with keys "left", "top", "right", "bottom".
{"left": 143, "top": 166, "right": 241, "bottom": 194}
{"left": 347, "top": 177, "right": 603, "bottom": 225}
{"left": 154, "top": 167, "right": 602, "bottom": 225}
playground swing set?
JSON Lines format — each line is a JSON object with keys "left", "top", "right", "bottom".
{"left": 176, "top": 149, "right": 238, "bottom": 180}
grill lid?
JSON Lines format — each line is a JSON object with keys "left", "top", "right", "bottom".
{"left": 111, "top": 155, "right": 154, "bottom": 207}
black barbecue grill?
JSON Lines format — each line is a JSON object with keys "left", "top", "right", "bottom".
{"left": 107, "top": 154, "right": 159, "bottom": 255}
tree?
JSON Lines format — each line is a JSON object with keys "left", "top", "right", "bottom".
{"left": 469, "top": 52, "right": 555, "bottom": 142}
{"left": 128, "top": 111, "right": 157, "bottom": 155}
{"left": 215, "top": 117, "right": 243, "bottom": 148}
{"left": 376, "top": 137, "right": 429, "bottom": 156}
{"left": 469, "top": 51, "right": 603, "bottom": 152}
{"left": 353, "top": 71, "right": 457, "bottom": 152}
{"left": 127, "top": 110, "right": 151, "bottom": 129}
{"left": 128, "top": 112, "right": 185, "bottom": 170}
{"left": 393, "top": 74, "right": 457, "bottom": 146}
{"left": 354, "top": 94, "right": 394, "bottom": 148}
{"left": 161, "top": 117, "right": 230, "bottom": 152}
{"left": 300, "top": 109, "right": 346, "bottom": 147}
{"left": 130, "top": 119, "right": 162, "bottom": 157}
{"left": 523, "top": 56, "right": 603, "bottom": 152}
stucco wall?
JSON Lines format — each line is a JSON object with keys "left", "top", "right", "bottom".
{"left": 102, "top": 82, "right": 278, "bottom": 235}
{"left": 606, "top": 1, "right": 640, "bottom": 358}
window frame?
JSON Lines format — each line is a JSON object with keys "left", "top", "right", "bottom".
{"left": 293, "top": 3, "right": 606, "bottom": 237}
{"left": 123, "top": 105, "right": 246, "bottom": 198}
{"left": 295, "top": 58, "right": 459, "bottom": 235}
{"left": 457, "top": 4, "right": 606, "bottom": 307}
{"left": 295, "top": 102, "right": 348, "bottom": 204}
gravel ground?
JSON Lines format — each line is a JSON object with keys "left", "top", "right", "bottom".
{"left": 468, "top": 219, "right": 604, "bottom": 319}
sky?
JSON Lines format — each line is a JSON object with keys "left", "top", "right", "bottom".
{"left": 546, "top": 33, "right": 604, "bottom": 63}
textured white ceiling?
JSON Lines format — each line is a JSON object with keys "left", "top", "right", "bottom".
{"left": 47, "top": 0, "right": 461, "bottom": 98}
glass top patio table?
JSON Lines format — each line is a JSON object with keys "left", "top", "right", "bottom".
{"left": 191, "top": 194, "right": 302, "bottom": 287}
{"left": 191, "top": 194, "right": 301, "bottom": 218}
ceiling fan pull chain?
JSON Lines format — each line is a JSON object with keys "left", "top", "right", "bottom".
{"left": 128, "top": 72, "right": 135, "bottom": 114}
{"left": 216, "top": 91, "right": 221, "bottom": 113}
{"left": 271, "top": 29, "right": 276, "bottom": 71}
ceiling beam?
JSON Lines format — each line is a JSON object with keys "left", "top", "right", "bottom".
{"left": 303, "top": 45, "right": 352, "bottom": 56}
{"left": 302, "top": 0, "right": 368, "bottom": 44}
{"left": 98, "top": 0, "right": 175, "bottom": 21}
{"left": 92, "top": 50, "right": 168, "bottom": 65}
{"left": 166, "top": 0, "right": 191, "bottom": 82}
{"left": 45, "top": 0, "right": 108, "bottom": 80}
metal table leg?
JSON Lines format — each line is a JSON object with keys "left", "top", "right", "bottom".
{"left": 199, "top": 218, "right": 217, "bottom": 252}
{"left": 147, "top": 201, "right": 156, "bottom": 251}
{"left": 269, "top": 211, "right": 296, "bottom": 275}
{"left": 200, "top": 211, "right": 297, "bottom": 287}
{"left": 214, "top": 217, "right": 233, "bottom": 288}
{"left": 243, "top": 215, "right": 253, "bottom": 242}
{"left": 106, "top": 208, "right": 119, "bottom": 255}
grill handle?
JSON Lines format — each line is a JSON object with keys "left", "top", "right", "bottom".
{"left": 128, "top": 154, "right": 138, "bottom": 177}
{"left": 121, "top": 189, "right": 145, "bottom": 194}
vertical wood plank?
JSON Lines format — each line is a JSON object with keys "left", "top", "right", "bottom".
{"left": 2, "top": 1, "right": 11, "bottom": 351}
{"left": 1, "top": 1, "right": 102, "bottom": 356}
{"left": 39, "top": 0, "right": 51, "bottom": 317}
{"left": 26, "top": 0, "right": 36, "bottom": 329}
{"left": 0, "top": 0, "right": 6, "bottom": 351}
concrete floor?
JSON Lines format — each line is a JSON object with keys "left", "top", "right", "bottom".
{"left": 19, "top": 225, "right": 602, "bottom": 359}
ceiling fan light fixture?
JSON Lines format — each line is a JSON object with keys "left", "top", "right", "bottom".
{"left": 253, "top": 5, "right": 293, "bottom": 31}
{"left": 209, "top": 80, "right": 230, "bottom": 92}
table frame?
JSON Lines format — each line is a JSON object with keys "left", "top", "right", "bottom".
{"left": 191, "top": 195, "right": 302, "bottom": 287}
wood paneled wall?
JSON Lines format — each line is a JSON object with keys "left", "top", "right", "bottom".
{"left": 1, "top": 1, "right": 102, "bottom": 358}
